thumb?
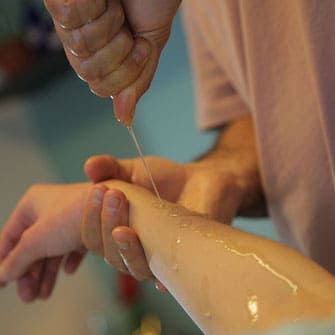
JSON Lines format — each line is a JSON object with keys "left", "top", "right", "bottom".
{"left": 113, "top": 28, "right": 170, "bottom": 125}
{"left": 0, "top": 225, "right": 46, "bottom": 283}
{"left": 84, "top": 155, "right": 134, "bottom": 183}
{"left": 114, "top": 0, "right": 180, "bottom": 124}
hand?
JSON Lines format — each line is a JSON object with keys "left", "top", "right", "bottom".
{"left": 0, "top": 183, "right": 89, "bottom": 302}
{"left": 82, "top": 115, "right": 263, "bottom": 288}
{"left": 81, "top": 153, "right": 256, "bottom": 288}
{"left": 44, "top": 0, "right": 181, "bottom": 124}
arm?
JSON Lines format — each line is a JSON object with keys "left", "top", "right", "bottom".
{"left": 195, "top": 113, "right": 267, "bottom": 217}
{"left": 83, "top": 114, "right": 266, "bottom": 284}
{"left": 90, "top": 180, "right": 335, "bottom": 335}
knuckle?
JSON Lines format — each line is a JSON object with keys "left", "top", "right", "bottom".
{"left": 69, "top": 29, "right": 90, "bottom": 57}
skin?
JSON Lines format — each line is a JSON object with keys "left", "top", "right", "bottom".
{"left": 1, "top": 180, "right": 335, "bottom": 334}
{"left": 42, "top": 0, "right": 267, "bottom": 293}
{"left": 0, "top": 183, "right": 89, "bottom": 301}
{"left": 0, "top": 114, "right": 263, "bottom": 299}
{"left": 84, "top": 114, "right": 265, "bottom": 282}
{"left": 82, "top": 180, "right": 335, "bottom": 334}
{"left": 44, "top": 0, "right": 181, "bottom": 124}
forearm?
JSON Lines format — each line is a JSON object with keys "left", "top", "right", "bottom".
{"left": 102, "top": 180, "right": 335, "bottom": 334}
{"left": 197, "top": 114, "right": 267, "bottom": 217}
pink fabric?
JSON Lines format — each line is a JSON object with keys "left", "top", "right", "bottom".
{"left": 182, "top": 0, "right": 335, "bottom": 273}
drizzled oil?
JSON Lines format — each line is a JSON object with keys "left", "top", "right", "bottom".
{"left": 127, "top": 125, "right": 162, "bottom": 203}
{"left": 152, "top": 201, "right": 299, "bottom": 296}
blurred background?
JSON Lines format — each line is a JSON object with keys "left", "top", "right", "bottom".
{"left": 0, "top": 1, "right": 277, "bottom": 334}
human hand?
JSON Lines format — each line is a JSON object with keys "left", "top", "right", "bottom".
{"left": 81, "top": 153, "right": 255, "bottom": 288}
{"left": 0, "top": 183, "right": 89, "bottom": 302}
{"left": 44, "top": 0, "right": 181, "bottom": 124}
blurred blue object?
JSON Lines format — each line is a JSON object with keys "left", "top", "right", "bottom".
{"left": 22, "top": 1, "right": 62, "bottom": 54}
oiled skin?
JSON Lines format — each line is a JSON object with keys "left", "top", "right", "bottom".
{"left": 101, "top": 180, "right": 335, "bottom": 334}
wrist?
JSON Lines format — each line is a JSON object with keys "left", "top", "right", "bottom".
{"left": 196, "top": 115, "right": 267, "bottom": 217}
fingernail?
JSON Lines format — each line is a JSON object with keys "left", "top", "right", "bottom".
{"left": 107, "top": 195, "right": 121, "bottom": 213}
{"left": 113, "top": 90, "right": 136, "bottom": 126}
{"left": 115, "top": 240, "right": 129, "bottom": 251}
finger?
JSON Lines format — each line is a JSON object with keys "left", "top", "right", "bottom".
{"left": 101, "top": 190, "right": 129, "bottom": 273}
{"left": 63, "top": 250, "right": 86, "bottom": 274}
{"left": 113, "top": 33, "right": 165, "bottom": 124}
{"left": 0, "top": 226, "right": 47, "bottom": 283}
{"left": 113, "top": 226, "right": 153, "bottom": 281}
{"left": 17, "top": 260, "right": 45, "bottom": 303}
{"left": 64, "top": 27, "right": 133, "bottom": 82}
{"left": 44, "top": 0, "right": 107, "bottom": 30}
{"left": 81, "top": 185, "right": 107, "bottom": 255}
{"left": 84, "top": 155, "right": 133, "bottom": 183}
{"left": 88, "top": 37, "right": 150, "bottom": 99}
{"left": 38, "top": 256, "right": 63, "bottom": 299}
{"left": 54, "top": 0, "right": 124, "bottom": 57}
{"left": 0, "top": 196, "right": 34, "bottom": 262}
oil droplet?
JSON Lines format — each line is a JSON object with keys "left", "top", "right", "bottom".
{"left": 247, "top": 295, "right": 259, "bottom": 324}
{"left": 171, "top": 230, "right": 181, "bottom": 272}
{"left": 168, "top": 205, "right": 199, "bottom": 217}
